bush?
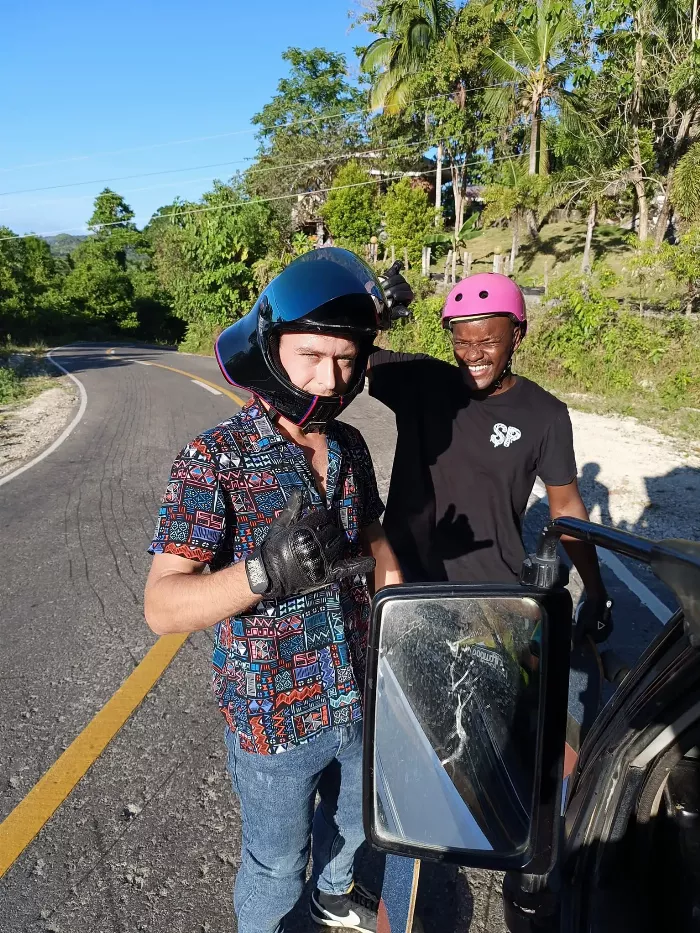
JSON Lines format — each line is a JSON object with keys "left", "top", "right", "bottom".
{"left": 383, "top": 179, "right": 437, "bottom": 267}
{"left": 388, "top": 295, "right": 452, "bottom": 361}
{"left": 322, "top": 163, "right": 380, "bottom": 255}
{"left": 0, "top": 365, "right": 23, "bottom": 404}
{"left": 517, "top": 273, "right": 700, "bottom": 413}
{"left": 179, "top": 321, "right": 222, "bottom": 356}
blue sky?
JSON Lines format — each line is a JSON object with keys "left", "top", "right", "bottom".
{"left": 0, "top": 1, "right": 370, "bottom": 235}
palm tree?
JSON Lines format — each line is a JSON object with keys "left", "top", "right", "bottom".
{"left": 651, "top": 0, "right": 700, "bottom": 245}
{"left": 361, "top": 0, "right": 452, "bottom": 112}
{"left": 670, "top": 142, "right": 700, "bottom": 226}
{"left": 482, "top": 1, "right": 588, "bottom": 178}
{"left": 551, "top": 122, "right": 629, "bottom": 273}
{"left": 482, "top": 159, "right": 548, "bottom": 272}
{"left": 361, "top": 1, "right": 454, "bottom": 222}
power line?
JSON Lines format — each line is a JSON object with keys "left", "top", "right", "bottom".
{"left": 0, "top": 152, "right": 505, "bottom": 243}
{"left": 0, "top": 86, "right": 508, "bottom": 176}
{"left": 0, "top": 136, "right": 438, "bottom": 199}
{"left": 6, "top": 137, "right": 446, "bottom": 211}
{"left": 0, "top": 174, "right": 429, "bottom": 241}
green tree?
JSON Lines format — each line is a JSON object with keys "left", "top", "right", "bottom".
{"left": 322, "top": 162, "right": 381, "bottom": 254}
{"left": 86, "top": 188, "right": 141, "bottom": 269}
{"left": 550, "top": 114, "right": 629, "bottom": 272}
{"left": 0, "top": 229, "right": 68, "bottom": 340}
{"left": 360, "top": 0, "right": 453, "bottom": 110}
{"left": 361, "top": 1, "right": 491, "bottom": 233}
{"left": 246, "top": 48, "right": 365, "bottom": 235}
{"left": 64, "top": 239, "right": 136, "bottom": 328}
{"left": 150, "top": 181, "right": 277, "bottom": 346}
{"left": 383, "top": 177, "right": 436, "bottom": 263}
{"left": 482, "top": 162, "right": 549, "bottom": 271}
{"left": 659, "top": 225, "right": 700, "bottom": 315}
{"left": 483, "top": 0, "right": 588, "bottom": 177}
{"left": 88, "top": 188, "right": 136, "bottom": 232}
{"left": 593, "top": 0, "right": 664, "bottom": 242}
{"left": 652, "top": 0, "right": 700, "bottom": 244}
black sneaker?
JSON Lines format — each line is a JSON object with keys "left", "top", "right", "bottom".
{"left": 350, "top": 881, "right": 380, "bottom": 912}
{"left": 310, "top": 887, "right": 377, "bottom": 932}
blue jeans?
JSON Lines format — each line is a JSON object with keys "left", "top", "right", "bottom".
{"left": 224, "top": 722, "right": 366, "bottom": 933}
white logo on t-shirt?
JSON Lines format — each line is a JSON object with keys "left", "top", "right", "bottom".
{"left": 490, "top": 423, "right": 522, "bottom": 448}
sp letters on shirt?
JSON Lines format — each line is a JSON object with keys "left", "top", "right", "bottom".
{"left": 490, "top": 423, "right": 522, "bottom": 448}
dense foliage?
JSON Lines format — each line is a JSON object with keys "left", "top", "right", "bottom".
{"left": 2, "top": 0, "right": 699, "bottom": 417}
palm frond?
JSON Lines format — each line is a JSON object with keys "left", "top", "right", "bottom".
{"left": 371, "top": 68, "right": 405, "bottom": 109}
{"left": 484, "top": 83, "right": 518, "bottom": 121}
{"left": 406, "top": 18, "right": 433, "bottom": 54}
{"left": 672, "top": 142, "right": 700, "bottom": 222}
{"left": 361, "top": 37, "right": 396, "bottom": 72}
{"left": 482, "top": 46, "right": 525, "bottom": 85}
{"left": 494, "top": 26, "right": 539, "bottom": 71}
{"left": 383, "top": 73, "right": 418, "bottom": 113}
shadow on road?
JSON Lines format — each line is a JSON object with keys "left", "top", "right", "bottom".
{"left": 50, "top": 344, "right": 169, "bottom": 377}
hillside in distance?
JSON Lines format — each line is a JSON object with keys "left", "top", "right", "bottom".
{"left": 44, "top": 233, "right": 87, "bottom": 257}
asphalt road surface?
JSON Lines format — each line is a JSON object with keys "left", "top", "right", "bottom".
{"left": 0, "top": 344, "right": 677, "bottom": 933}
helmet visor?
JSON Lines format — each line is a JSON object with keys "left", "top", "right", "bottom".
{"left": 266, "top": 249, "right": 383, "bottom": 327}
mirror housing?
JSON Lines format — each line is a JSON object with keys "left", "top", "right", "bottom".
{"left": 363, "top": 584, "right": 572, "bottom": 874}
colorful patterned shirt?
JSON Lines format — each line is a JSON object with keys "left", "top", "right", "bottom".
{"left": 149, "top": 399, "right": 384, "bottom": 754}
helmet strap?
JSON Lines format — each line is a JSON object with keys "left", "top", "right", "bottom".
{"left": 491, "top": 356, "right": 513, "bottom": 391}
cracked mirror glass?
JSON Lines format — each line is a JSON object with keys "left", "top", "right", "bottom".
{"left": 372, "top": 596, "right": 543, "bottom": 856}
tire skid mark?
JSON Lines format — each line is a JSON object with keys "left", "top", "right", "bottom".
{"left": 35, "top": 719, "right": 221, "bottom": 925}
{"left": 104, "top": 361, "right": 140, "bottom": 585}
{"left": 65, "top": 357, "right": 140, "bottom": 666}
{"left": 96, "top": 361, "right": 140, "bottom": 607}
{"left": 75, "top": 465, "right": 139, "bottom": 668}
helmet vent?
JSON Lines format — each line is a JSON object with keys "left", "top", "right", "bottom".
{"left": 479, "top": 290, "right": 489, "bottom": 299}
{"left": 454, "top": 292, "right": 463, "bottom": 302}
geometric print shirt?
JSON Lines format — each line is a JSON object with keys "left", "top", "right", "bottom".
{"left": 149, "top": 398, "right": 384, "bottom": 754}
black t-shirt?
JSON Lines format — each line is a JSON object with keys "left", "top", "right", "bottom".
{"left": 368, "top": 350, "right": 577, "bottom": 584}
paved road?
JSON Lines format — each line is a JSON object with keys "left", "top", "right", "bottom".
{"left": 0, "top": 344, "right": 676, "bottom": 933}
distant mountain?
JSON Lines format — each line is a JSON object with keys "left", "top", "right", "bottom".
{"left": 44, "top": 233, "right": 87, "bottom": 257}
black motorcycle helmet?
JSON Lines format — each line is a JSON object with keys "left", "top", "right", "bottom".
{"left": 215, "top": 247, "right": 391, "bottom": 432}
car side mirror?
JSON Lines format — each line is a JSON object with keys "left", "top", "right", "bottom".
{"left": 363, "top": 584, "right": 572, "bottom": 873}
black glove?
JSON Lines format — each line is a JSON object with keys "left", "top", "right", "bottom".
{"left": 378, "top": 261, "right": 414, "bottom": 323}
{"left": 575, "top": 595, "right": 614, "bottom": 644}
{"left": 245, "top": 490, "right": 376, "bottom": 599}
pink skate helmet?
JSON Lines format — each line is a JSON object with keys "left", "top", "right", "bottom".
{"left": 442, "top": 273, "right": 527, "bottom": 334}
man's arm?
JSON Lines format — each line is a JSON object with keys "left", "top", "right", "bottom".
{"left": 145, "top": 554, "right": 258, "bottom": 635}
{"left": 361, "top": 520, "right": 403, "bottom": 591}
{"left": 546, "top": 480, "right": 606, "bottom": 599}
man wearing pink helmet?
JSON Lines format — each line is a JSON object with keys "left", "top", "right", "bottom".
{"left": 370, "top": 271, "right": 612, "bottom": 638}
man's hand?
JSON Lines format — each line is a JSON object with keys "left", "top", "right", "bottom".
{"left": 378, "top": 261, "right": 414, "bottom": 323}
{"left": 246, "top": 490, "right": 376, "bottom": 598}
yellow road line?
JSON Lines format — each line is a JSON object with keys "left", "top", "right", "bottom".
{"left": 0, "top": 633, "right": 188, "bottom": 879}
{"left": 108, "top": 349, "right": 246, "bottom": 407}
{"left": 0, "top": 350, "right": 244, "bottom": 878}
{"left": 145, "top": 360, "right": 246, "bottom": 406}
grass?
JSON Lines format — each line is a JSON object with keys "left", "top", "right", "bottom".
{"left": 425, "top": 220, "right": 684, "bottom": 306}
{"left": 513, "top": 302, "right": 700, "bottom": 451}
{"left": 0, "top": 349, "right": 58, "bottom": 407}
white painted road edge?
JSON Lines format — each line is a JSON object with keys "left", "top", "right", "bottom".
{"left": 0, "top": 346, "right": 88, "bottom": 489}
{"left": 529, "top": 478, "right": 672, "bottom": 624}
{"left": 191, "top": 379, "right": 222, "bottom": 396}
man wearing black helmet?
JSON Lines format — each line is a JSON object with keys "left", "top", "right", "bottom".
{"left": 144, "top": 249, "right": 403, "bottom": 933}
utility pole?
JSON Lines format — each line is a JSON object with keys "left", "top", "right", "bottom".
{"left": 435, "top": 143, "right": 443, "bottom": 226}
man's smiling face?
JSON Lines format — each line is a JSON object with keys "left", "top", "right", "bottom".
{"left": 450, "top": 316, "right": 522, "bottom": 391}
